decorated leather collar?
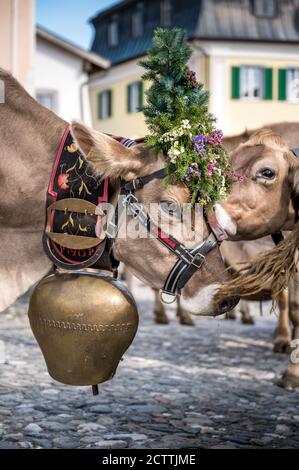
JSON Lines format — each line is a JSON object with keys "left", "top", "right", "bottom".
{"left": 43, "top": 127, "right": 135, "bottom": 270}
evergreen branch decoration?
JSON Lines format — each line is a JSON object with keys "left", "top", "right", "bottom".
{"left": 139, "top": 28, "right": 239, "bottom": 207}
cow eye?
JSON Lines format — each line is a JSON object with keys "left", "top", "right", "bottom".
{"left": 160, "top": 201, "right": 181, "bottom": 219}
{"left": 256, "top": 168, "right": 276, "bottom": 180}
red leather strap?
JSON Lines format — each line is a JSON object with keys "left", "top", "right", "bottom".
{"left": 207, "top": 210, "right": 228, "bottom": 242}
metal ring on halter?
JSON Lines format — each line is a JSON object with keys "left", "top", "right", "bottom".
{"left": 159, "top": 290, "right": 177, "bottom": 304}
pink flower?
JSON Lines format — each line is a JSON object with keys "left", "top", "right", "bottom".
{"left": 58, "top": 173, "right": 69, "bottom": 190}
{"left": 207, "top": 161, "right": 216, "bottom": 177}
{"left": 223, "top": 171, "right": 246, "bottom": 182}
{"left": 207, "top": 130, "right": 223, "bottom": 147}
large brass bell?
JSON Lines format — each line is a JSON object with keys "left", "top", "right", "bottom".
{"left": 28, "top": 272, "right": 138, "bottom": 392}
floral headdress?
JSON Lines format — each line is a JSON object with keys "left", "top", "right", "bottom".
{"left": 139, "top": 28, "right": 236, "bottom": 208}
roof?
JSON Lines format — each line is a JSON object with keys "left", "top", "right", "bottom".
{"left": 90, "top": 0, "right": 201, "bottom": 65}
{"left": 36, "top": 26, "right": 110, "bottom": 70}
{"left": 90, "top": 0, "right": 134, "bottom": 22}
{"left": 89, "top": 0, "right": 299, "bottom": 66}
{"left": 196, "top": 0, "right": 299, "bottom": 42}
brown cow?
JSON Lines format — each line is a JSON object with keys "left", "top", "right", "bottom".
{"left": 215, "top": 127, "right": 299, "bottom": 240}
{"left": 151, "top": 125, "right": 299, "bottom": 327}
{"left": 0, "top": 69, "right": 298, "bottom": 324}
{"left": 217, "top": 125, "right": 299, "bottom": 389}
{"left": 222, "top": 238, "right": 299, "bottom": 389}
{"left": 0, "top": 68, "right": 233, "bottom": 316}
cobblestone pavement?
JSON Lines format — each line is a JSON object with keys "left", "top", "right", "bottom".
{"left": 0, "top": 280, "right": 299, "bottom": 449}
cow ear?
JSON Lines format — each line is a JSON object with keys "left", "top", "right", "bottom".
{"left": 71, "top": 121, "right": 142, "bottom": 179}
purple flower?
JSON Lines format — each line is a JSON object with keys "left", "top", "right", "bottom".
{"left": 192, "top": 135, "right": 207, "bottom": 157}
{"left": 184, "top": 163, "right": 202, "bottom": 182}
{"left": 192, "top": 134, "right": 207, "bottom": 144}
{"left": 207, "top": 130, "right": 223, "bottom": 147}
{"left": 197, "top": 189, "right": 207, "bottom": 203}
{"left": 194, "top": 143, "right": 206, "bottom": 156}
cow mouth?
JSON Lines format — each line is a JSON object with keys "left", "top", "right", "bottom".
{"left": 216, "top": 296, "right": 240, "bottom": 315}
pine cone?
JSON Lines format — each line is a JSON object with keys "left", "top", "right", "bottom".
{"left": 183, "top": 68, "right": 198, "bottom": 90}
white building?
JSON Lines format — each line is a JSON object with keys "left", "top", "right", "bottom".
{"left": 35, "top": 26, "right": 110, "bottom": 125}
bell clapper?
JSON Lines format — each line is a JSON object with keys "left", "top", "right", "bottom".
{"left": 92, "top": 384, "right": 99, "bottom": 396}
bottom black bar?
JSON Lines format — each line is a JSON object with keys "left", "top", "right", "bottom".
{"left": 0, "top": 448, "right": 294, "bottom": 467}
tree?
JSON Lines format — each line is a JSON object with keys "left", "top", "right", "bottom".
{"left": 139, "top": 28, "right": 234, "bottom": 207}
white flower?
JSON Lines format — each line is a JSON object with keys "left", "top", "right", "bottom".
{"left": 168, "top": 145, "right": 182, "bottom": 162}
{"left": 181, "top": 119, "right": 191, "bottom": 130}
{"left": 180, "top": 146, "right": 185, "bottom": 153}
{"left": 219, "top": 187, "right": 227, "bottom": 198}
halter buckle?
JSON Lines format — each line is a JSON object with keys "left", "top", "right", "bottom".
{"left": 123, "top": 178, "right": 144, "bottom": 191}
{"left": 190, "top": 252, "right": 205, "bottom": 269}
{"left": 159, "top": 290, "right": 177, "bottom": 304}
{"left": 122, "top": 192, "right": 138, "bottom": 206}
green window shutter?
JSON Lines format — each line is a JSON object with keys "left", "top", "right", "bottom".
{"left": 97, "top": 92, "right": 103, "bottom": 119}
{"left": 108, "top": 90, "right": 112, "bottom": 117}
{"left": 138, "top": 81, "right": 143, "bottom": 110}
{"left": 231, "top": 66, "right": 240, "bottom": 99}
{"left": 263, "top": 68, "right": 273, "bottom": 100}
{"left": 127, "top": 84, "right": 132, "bottom": 112}
{"left": 278, "top": 69, "right": 287, "bottom": 101}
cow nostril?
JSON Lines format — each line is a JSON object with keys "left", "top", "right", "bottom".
{"left": 218, "top": 296, "right": 240, "bottom": 314}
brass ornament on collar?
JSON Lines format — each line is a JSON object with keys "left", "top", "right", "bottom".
{"left": 28, "top": 272, "right": 138, "bottom": 390}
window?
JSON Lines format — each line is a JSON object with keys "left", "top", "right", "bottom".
{"left": 108, "top": 18, "right": 119, "bottom": 46}
{"left": 231, "top": 66, "right": 273, "bottom": 100}
{"left": 132, "top": 3, "right": 144, "bottom": 38}
{"left": 98, "top": 90, "right": 112, "bottom": 119}
{"left": 160, "top": 0, "right": 171, "bottom": 27}
{"left": 240, "top": 65, "right": 264, "bottom": 99}
{"left": 127, "top": 81, "right": 143, "bottom": 113}
{"left": 287, "top": 68, "right": 299, "bottom": 101}
{"left": 36, "top": 91, "right": 57, "bottom": 112}
{"left": 253, "top": 0, "right": 277, "bottom": 18}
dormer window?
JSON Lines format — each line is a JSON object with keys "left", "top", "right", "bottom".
{"left": 160, "top": 0, "right": 171, "bottom": 27}
{"left": 108, "top": 17, "right": 119, "bottom": 46}
{"left": 132, "top": 3, "right": 144, "bottom": 38}
{"left": 253, "top": 0, "right": 277, "bottom": 18}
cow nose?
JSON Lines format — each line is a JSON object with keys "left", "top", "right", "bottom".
{"left": 217, "top": 296, "right": 240, "bottom": 315}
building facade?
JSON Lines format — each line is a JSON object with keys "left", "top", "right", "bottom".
{"left": 0, "top": 0, "right": 35, "bottom": 92}
{"left": 89, "top": 0, "right": 299, "bottom": 138}
{"left": 35, "top": 27, "right": 110, "bottom": 124}
{"left": 0, "top": 1, "right": 110, "bottom": 123}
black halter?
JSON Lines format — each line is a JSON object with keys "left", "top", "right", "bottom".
{"left": 107, "top": 168, "right": 220, "bottom": 303}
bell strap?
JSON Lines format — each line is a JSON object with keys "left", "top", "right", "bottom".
{"left": 45, "top": 198, "right": 105, "bottom": 250}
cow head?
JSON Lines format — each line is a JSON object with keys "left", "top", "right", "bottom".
{"left": 71, "top": 122, "right": 238, "bottom": 316}
{"left": 215, "top": 129, "right": 299, "bottom": 240}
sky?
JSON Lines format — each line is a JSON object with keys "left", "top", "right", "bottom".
{"left": 36, "top": 0, "right": 121, "bottom": 50}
